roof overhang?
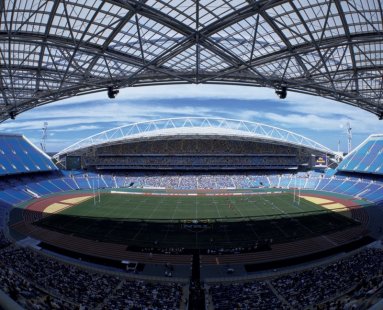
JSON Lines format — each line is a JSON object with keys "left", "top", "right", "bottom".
{"left": 1, "top": 0, "right": 383, "bottom": 121}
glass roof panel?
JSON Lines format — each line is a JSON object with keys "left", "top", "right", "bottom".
{"left": 0, "top": 0, "right": 382, "bottom": 120}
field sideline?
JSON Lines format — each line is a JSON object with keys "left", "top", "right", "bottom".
{"left": 17, "top": 190, "right": 363, "bottom": 249}
{"left": 56, "top": 192, "right": 343, "bottom": 221}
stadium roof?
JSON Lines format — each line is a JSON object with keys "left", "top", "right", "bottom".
{"left": 53, "top": 117, "right": 339, "bottom": 159}
{"left": 1, "top": 0, "right": 383, "bottom": 121}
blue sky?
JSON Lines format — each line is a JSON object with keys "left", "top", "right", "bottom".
{"left": 1, "top": 84, "right": 382, "bottom": 153}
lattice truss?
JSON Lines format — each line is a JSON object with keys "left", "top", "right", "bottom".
{"left": 54, "top": 117, "right": 337, "bottom": 159}
{"left": 1, "top": 0, "right": 383, "bottom": 121}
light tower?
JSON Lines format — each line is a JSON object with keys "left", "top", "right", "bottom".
{"left": 346, "top": 122, "right": 352, "bottom": 154}
{"left": 40, "top": 122, "right": 48, "bottom": 152}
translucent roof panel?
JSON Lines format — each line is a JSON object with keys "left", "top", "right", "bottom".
{"left": 0, "top": 0, "right": 382, "bottom": 120}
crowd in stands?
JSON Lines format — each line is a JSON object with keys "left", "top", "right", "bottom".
{"left": 85, "top": 138, "right": 311, "bottom": 170}
{"left": 0, "top": 245, "right": 185, "bottom": 309}
{"left": 96, "top": 139, "right": 299, "bottom": 156}
{"left": 271, "top": 247, "right": 383, "bottom": 308}
{"left": 101, "top": 280, "right": 182, "bottom": 309}
{"left": 0, "top": 265, "right": 73, "bottom": 309}
{"left": 0, "top": 236, "right": 382, "bottom": 309}
{"left": 0, "top": 230, "right": 381, "bottom": 309}
{"left": 87, "top": 155, "right": 300, "bottom": 169}
{"left": 0, "top": 230, "right": 10, "bottom": 249}
{"left": 1, "top": 170, "right": 383, "bottom": 208}
{"left": 209, "top": 247, "right": 383, "bottom": 309}
{"left": 209, "top": 279, "right": 285, "bottom": 309}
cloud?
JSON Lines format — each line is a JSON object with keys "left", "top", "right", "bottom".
{"left": 0, "top": 99, "right": 223, "bottom": 136}
{"left": 281, "top": 100, "right": 382, "bottom": 135}
{"left": 1, "top": 84, "right": 381, "bottom": 152}
{"left": 260, "top": 112, "right": 348, "bottom": 131}
{"left": 50, "top": 84, "right": 277, "bottom": 106}
{"left": 51, "top": 125, "right": 101, "bottom": 132}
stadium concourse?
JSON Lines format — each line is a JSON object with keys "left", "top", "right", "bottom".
{"left": 0, "top": 128, "right": 382, "bottom": 309}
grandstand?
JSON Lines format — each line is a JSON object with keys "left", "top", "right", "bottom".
{"left": 0, "top": 119, "right": 382, "bottom": 309}
{"left": 54, "top": 118, "right": 339, "bottom": 171}
{"left": 1, "top": 0, "right": 383, "bottom": 309}
{"left": 0, "top": 134, "right": 57, "bottom": 176}
{"left": 0, "top": 130, "right": 381, "bottom": 310}
{"left": 337, "top": 134, "right": 383, "bottom": 175}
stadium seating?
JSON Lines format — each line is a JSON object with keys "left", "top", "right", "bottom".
{"left": 0, "top": 170, "right": 382, "bottom": 208}
{"left": 92, "top": 154, "right": 301, "bottom": 170}
{"left": 0, "top": 201, "right": 10, "bottom": 229}
{"left": 0, "top": 134, "right": 57, "bottom": 176}
{"left": 208, "top": 247, "right": 383, "bottom": 310}
{"left": 337, "top": 134, "right": 383, "bottom": 175}
{"left": 0, "top": 236, "right": 381, "bottom": 310}
{"left": 0, "top": 245, "right": 185, "bottom": 310}
{"left": 0, "top": 132, "right": 383, "bottom": 310}
{"left": 82, "top": 138, "right": 314, "bottom": 170}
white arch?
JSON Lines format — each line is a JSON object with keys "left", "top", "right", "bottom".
{"left": 53, "top": 117, "right": 339, "bottom": 160}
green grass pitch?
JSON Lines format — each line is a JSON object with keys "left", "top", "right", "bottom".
{"left": 58, "top": 192, "right": 331, "bottom": 221}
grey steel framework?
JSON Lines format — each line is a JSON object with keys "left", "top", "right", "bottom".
{"left": 1, "top": 0, "right": 383, "bottom": 122}
{"left": 52, "top": 117, "right": 339, "bottom": 161}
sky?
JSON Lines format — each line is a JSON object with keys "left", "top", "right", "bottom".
{"left": 1, "top": 84, "right": 382, "bottom": 153}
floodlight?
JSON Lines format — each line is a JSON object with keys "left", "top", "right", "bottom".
{"left": 107, "top": 86, "right": 119, "bottom": 99}
{"left": 275, "top": 86, "right": 287, "bottom": 99}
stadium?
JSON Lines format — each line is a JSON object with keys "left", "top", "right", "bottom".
{"left": 1, "top": 1, "right": 383, "bottom": 310}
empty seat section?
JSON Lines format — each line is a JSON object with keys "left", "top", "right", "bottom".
{"left": 305, "top": 178, "right": 320, "bottom": 189}
{"left": 315, "top": 178, "right": 332, "bottom": 190}
{"left": 279, "top": 177, "right": 291, "bottom": 188}
{"left": 38, "top": 180, "right": 62, "bottom": 193}
{"left": 115, "top": 176, "right": 126, "bottom": 188}
{"left": 335, "top": 180, "right": 356, "bottom": 193}
{"left": 75, "top": 177, "right": 91, "bottom": 189}
{"left": 342, "top": 182, "right": 369, "bottom": 196}
{"left": 357, "top": 141, "right": 382, "bottom": 171}
{"left": 337, "top": 135, "right": 383, "bottom": 176}
{"left": 268, "top": 175, "right": 279, "bottom": 187}
{"left": 321, "top": 179, "right": 341, "bottom": 191}
{"left": 50, "top": 179, "right": 73, "bottom": 191}
{"left": 0, "top": 134, "right": 57, "bottom": 176}
{"left": 101, "top": 175, "right": 115, "bottom": 188}
{"left": 61, "top": 177, "right": 78, "bottom": 190}
{"left": 26, "top": 183, "right": 52, "bottom": 196}
{"left": 0, "top": 191, "right": 23, "bottom": 205}
{"left": 4, "top": 188, "right": 31, "bottom": 201}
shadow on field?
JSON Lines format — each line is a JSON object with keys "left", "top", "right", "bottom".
{"left": 23, "top": 207, "right": 364, "bottom": 250}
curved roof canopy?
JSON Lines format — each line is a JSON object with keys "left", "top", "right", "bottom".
{"left": 1, "top": 0, "right": 383, "bottom": 121}
{"left": 53, "top": 117, "right": 338, "bottom": 159}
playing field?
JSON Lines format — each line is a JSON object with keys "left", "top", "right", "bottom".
{"left": 56, "top": 192, "right": 342, "bottom": 221}
{"left": 30, "top": 191, "right": 359, "bottom": 249}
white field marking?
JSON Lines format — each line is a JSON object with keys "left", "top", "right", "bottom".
{"left": 171, "top": 197, "right": 182, "bottom": 220}
{"left": 195, "top": 197, "right": 198, "bottom": 220}
{"left": 146, "top": 196, "right": 166, "bottom": 220}
{"left": 212, "top": 197, "right": 222, "bottom": 219}
{"left": 122, "top": 196, "right": 149, "bottom": 219}
{"left": 253, "top": 195, "right": 275, "bottom": 218}
{"left": 228, "top": 197, "right": 245, "bottom": 218}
